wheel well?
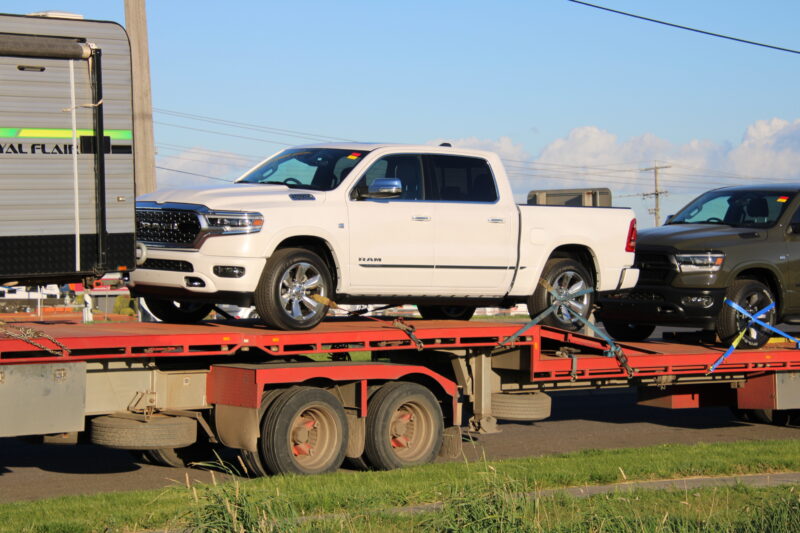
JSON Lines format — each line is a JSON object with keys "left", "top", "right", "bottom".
{"left": 275, "top": 236, "right": 339, "bottom": 288}
{"left": 549, "top": 245, "right": 597, "bottom": 285}
{"left": 736, "top": 268, "right": 782, "bottom": 312}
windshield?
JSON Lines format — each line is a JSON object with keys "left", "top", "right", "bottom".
{"left": 668, "top": 189, "right": 794, "bottom": 228}
{"left": 237, "top": 148, "right": 370, "bottom": 191}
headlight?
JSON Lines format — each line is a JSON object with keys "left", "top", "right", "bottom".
{"left": 674, "top": 253, "right": 724, "bottom": 272}
{"left": 204, "top": 211, "right": 263, "bottom": 235}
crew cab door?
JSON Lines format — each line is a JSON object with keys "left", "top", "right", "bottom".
{"left": 345, "top": 154, "right": 434, "bottom": 294}
{"left": 425, "top": 155, "right": 517, "bottom": 294}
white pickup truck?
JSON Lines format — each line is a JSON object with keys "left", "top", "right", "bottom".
{"left": 131, "top": 144, "right": 639, "bottom": 330}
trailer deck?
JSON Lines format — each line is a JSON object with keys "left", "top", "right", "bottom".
{"left": 1, "top": 318, "right": 799, "bottom": 381}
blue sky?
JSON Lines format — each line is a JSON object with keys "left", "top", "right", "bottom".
{"left": 5, "top": 1, "right": 800, "bottom": 226}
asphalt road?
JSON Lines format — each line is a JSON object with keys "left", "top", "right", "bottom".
{"left": 1, "top": 388, "right": 797, "bottom": 503}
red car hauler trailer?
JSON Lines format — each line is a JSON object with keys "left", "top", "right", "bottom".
{"left": 0, "top": 317, "right": 798, "bottom": 476}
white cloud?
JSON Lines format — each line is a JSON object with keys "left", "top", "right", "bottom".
{"left": 427, "top": 135, "right": 530, "bottom": 161}
{"left": 155, "top": 147, "right": 257, "bottom": 189}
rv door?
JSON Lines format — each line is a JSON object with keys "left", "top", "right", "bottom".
{"left": 0, "top": 34, "right": 103, "bottom": 282}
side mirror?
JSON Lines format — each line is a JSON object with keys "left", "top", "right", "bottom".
{"left": 365, "top": 177, "right": 402, "bottom": 199}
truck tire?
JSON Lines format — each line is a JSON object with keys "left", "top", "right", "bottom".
{"left": 364, "top": 382, "right": 443, "bottom": 471}
{"left": 417, "top": 305, "right": 476, "bottom": 321}
{"left": 254, "top": 248, "right": 332, "bottom": 330}
{"left": 746, "top": 409, "right": 791, "bottom": 426}
{"left": 529, "top": 258, "right": 594, "bottom": 332}
{"left": 490, "top": 392, "right": 551, "bottom": 421}
{"left": 716, "top": 279, "right": 776, "bottom": 349}
{"left": 259, "top": 386, "right": 348, "bottom": 475}
{"left": 91, "top": 415, "right": 196, "bottom": 450}
{"left": 143, "top": 298, "right": 214, "bottom": 324}
{"left": 602, "top": 321, "right": 656, "bottom": 342}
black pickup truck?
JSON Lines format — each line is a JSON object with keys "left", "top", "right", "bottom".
{"left": 596, "top": 184, "right": 800, "bottom": 348}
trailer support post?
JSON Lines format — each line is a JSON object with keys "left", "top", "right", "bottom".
{"left": 468, "top": 348, "right": 499, "bottom": 434}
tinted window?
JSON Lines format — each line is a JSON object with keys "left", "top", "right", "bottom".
{"left": 668, "top": 190, "right": 795, "bottom": 228}
{"left": 352, "top": 155, "right": 424, "bottom": 200}
{"left": 427, "top": 155, "right": 497, "bottom": 202}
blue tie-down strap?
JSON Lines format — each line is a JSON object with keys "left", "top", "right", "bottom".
{"left": 709, "top": 299, "right": 799, "bottom": 373}
{"left": 498, "top": 284, "right": 636, "bottom": 377}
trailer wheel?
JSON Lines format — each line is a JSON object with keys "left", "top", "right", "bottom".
{"left": 254, "top": 248, "right": 332, "bottom": 330}
{"left": 601, "top": 321, "right": 655, "bottom": 342}
{"left": 746, "top": 409, "right": 791, "bottom": 426}
{"left": 240, "top": 388, "right": 286, "bottom": 477}
{"left": 143, "top": 298, "right": 214, "bottom": 324}
{"left": 259, "top": 387, "right": 347, "bottom": 475}
{"left": 417, "top": 305, "right": 476, "bottom": 321}
{"left": 716, "top": 280, "right": 776, "bottom": 349}
{"left": 529, "top": 258, "right": 594, "bottom": 332}
{"left": 364, "top": 382, "right": 443, "bottom": 471}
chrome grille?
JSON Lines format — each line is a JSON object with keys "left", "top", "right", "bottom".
{"left": 136, "top": 209, "right": 202, "bottom": 247}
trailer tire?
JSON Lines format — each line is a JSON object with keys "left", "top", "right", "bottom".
{"left": 91, "top": 415, "right": 196, "bottom": 450}
{"left": 143, "top": 298, "right": 214, "bottom": 324}
{"left": 602, "top": 321, "right": 655, "bottom": 342}
{"left": 241, "top": 388, "right": 287, "bottom": 477}
{"left": 746, "top": 409, "right": 791, "bottom": 426}
{"left": 529, "top": 258, "right": 594, "bottom": 332}
{"left": 364, "top": 382, "right": 443, "bottom": 471}
{"left": 417, "top": 305, "right": 476, "bottom": 321}
{"left": 254, "top": 248, "right": 332, "bottom": 330}
{"left": 491, "top": 392, "right": 551, "bottom": 421}
{"left": 259, "top": 386, "right": 348, "bottom": 475}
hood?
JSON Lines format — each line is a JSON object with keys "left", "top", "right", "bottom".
{"left": 638, "top": 223, "right": 767, "bottom": 251}
{"left": 137, "top": 183, "right": 325, "bottom": 211}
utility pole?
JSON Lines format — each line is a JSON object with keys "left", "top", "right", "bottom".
{"left": 124, "top": 0, "right": 157, "bottom": 194}
{"left": 640, "top": 163, "right": 670, "bottom": 226}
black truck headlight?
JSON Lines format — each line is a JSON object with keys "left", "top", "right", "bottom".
{"left": 674, "top": 253, "right": 724, "bottom": 272}
{"left": 204, "top": 211, "right": 263, "bottom": 235}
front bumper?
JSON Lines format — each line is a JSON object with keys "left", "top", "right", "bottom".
{"left": 595, "top": 285, "right": 726, "bottom": 329}
{"left": 129, "top": 247, "right": 266, "bottom": 296}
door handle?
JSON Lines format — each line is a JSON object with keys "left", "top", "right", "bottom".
{"left": 412, "top": 216, "right": 431, "bottom": 222}
{"left": 488, "top": 217, "right": 505, "bottom": 223}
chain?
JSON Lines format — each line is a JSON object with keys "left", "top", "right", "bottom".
{"left": 0, "top": 322, "right": 71, "bottom": 357}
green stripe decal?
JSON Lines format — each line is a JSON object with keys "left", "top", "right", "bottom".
{"left": 0, "top": 128, "right": 132, "bottom": 140}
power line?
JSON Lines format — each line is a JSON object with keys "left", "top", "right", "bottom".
{"left": 155, "top": 165, "right": 235, "bottom": 182}
{"left": 154, "top": 108, "right": 358, "bottom": 143}
{"left": 155, "top": 120, "right": 297, "bottom": 147}
{"left": 569, "top": 0, "right": 800, "bottom": 55}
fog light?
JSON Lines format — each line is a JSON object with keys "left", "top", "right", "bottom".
{"left": 185, "top": 276, "right": 206, "bottom": 288}
{"left": 213, "top": 265, "right": 246, "bottom": 278}
{"left": 680, "top": 295, "right": 714, "bottom": 308}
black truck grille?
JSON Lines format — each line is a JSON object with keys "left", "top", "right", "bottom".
{"left": 634, "top": 251, "right": 676, "bottom": 284}
{"left": 140, "top": 258, "right": 194, "bottom": 272}
{"left": 136, "top": 209, "right": 202, "bottom": 247}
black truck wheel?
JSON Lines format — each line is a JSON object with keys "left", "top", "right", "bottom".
{"left": 254, "top": 248, "right": 332, "bottom": 330}
{"left": 716, "top": 279, "right": 776, "bottom": 349}
{"left": 364, "top": 382, "right": 443, "bottom": 470}
{"left": 602, "top": 321, "right": 656, "bottom": 342}
{"left": 143, "top": 298, "right": 214, "bottom": 324}
{"left": 258, "top": 387, "right": 348, "bottom": 475}
{"left": 529, "top": 258, "right": 594, "bottom": 332}
{"left": 417, "top": 305, "right": 476, "bottom": 321}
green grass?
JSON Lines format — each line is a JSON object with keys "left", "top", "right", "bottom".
{"left": 3, "top": 439, "right": 799, "bottom": 532}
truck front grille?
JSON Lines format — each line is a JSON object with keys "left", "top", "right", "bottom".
{"left": 136, "top": 209, "right": 202, "bottom": 247}
{"left": 140, "top": 258, "right": 194, "bottom": 272}
{"left": 634, "top": 251, "right": 676, "bottom": 284}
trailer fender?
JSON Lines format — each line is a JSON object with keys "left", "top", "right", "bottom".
{"left": 208, "top": 362, "right": 460, "bottom": 453}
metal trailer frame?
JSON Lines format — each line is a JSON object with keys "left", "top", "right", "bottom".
{"left": 0, "top": 318, "right": 798, "bottom": 472}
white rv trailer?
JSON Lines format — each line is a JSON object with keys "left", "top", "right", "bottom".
{"left": 0, "top": 12, "right": 135, "bottom": 285}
